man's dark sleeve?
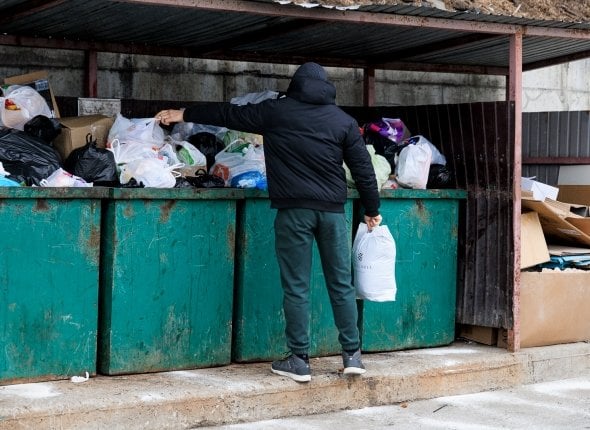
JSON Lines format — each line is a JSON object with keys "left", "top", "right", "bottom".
{"left": 183, "top": 102, "right": 266, "bottom": 135}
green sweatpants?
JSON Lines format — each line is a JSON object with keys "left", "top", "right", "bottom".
{"left": 274, "top": 207, "right": 360, "bottom": 355}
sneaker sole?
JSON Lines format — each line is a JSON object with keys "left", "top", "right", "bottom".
{"left": 343, "top": 367, "right": 366, "bottom": 375}
{"left": 271, "top": 368, "right": 311, "bottom": 382}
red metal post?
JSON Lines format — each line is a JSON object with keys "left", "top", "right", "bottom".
{"left": 85, "top": 50, "right": 98, "bottom": 98}
{"left": 508, "top": 32, "right": 523, "bottom": 353}
{"left": 363, "top": 67, "right": 375, "bottom": 107}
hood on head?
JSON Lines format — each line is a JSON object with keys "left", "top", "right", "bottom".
{"left": 287, "top": 62, "right": 336, "bottom": 105}
{"left": 292, "top": 62, "right": 328, "bottom": 82}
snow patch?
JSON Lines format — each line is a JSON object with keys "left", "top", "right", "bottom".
{"left": 0, "top": 383, "right": 61, "bottom": 399}
{"left": 401, "top": 347, "right": 480, "bottom": 356}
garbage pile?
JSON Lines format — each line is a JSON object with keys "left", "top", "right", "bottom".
{"left": 354, "top": 117, "right": 453, "bottom": 190}
{"left": 0, "top": 84, "right": 451, "bottom": 190}
{"left": 0, "top": 85, "right": 266, "bottom": 189}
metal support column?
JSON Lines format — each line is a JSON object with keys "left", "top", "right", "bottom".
{"left": 508, "top": 32, "right": 523, "bottom": 352}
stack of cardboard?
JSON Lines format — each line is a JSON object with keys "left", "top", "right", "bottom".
{"left": 519, "top": 172, "right": 590, "bottom": 348}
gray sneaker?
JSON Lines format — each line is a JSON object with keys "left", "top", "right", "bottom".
{"left": 342, "top": 349, "right": 366, "bottom": 375}
{"left": 271, "top": 355, "right": 311, "bottom": 382}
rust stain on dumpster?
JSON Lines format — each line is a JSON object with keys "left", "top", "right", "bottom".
{"left": 34, "top": 199, "right": 50, "bottom": 212}
{"left": 88, "top": 225, "right": 100, "bottom": 249}
{"left": 413, "top": 200, "right": 430, "bottom": 224}
{"left": 227, "top": 224, "right": 236, "bottom": 255}
{"left": 123, "top": 203, "right": 135, "bottom": 218}
{"left": 159, "top": 200, "right": 176, "bottom": 223}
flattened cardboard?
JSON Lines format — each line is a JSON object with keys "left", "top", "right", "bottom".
{"left": 520, "top": 211, "right": 550, "bottom": 268}
{"left": 520, "top": 271, "right": 590, "bottom": 348}
{"left": 547, "top": 244, "right": 590, "bottom": 256}
{"left": 566, "top": 217, "right": 590, "bottom": 236}
{"left": 521, "top": 198, "right": 590, "bottom": 247}
{"left": 459, "top": 325, "right": 498, "bottom": 345}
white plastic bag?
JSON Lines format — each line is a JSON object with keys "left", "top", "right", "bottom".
{"left": 107, "top": 114, "right": 165, "bottom": 147}
{"left": 174, "top": 139, "right": 207, "bottom": 168}
{"left": 119, "top": 158, "right": 182, "bottom": 188}
{"left": 40, "top": 168, "right": 92, "bottom": 187}
{"left": 352, "top": 223, "right": 397, "bottom": 302}
{"left": 210, "top": 141, "right": 266, "bottom": 188}
{"left": 395, "top": 137, "right": 432, "bottom": 189}
{"left": 0, "top": 85, "right": 52, "bottom": 130}
{"left": 108, "top": 138, "right": 160, "bottom": 166}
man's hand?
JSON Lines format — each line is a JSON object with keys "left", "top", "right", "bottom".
{"left": 155, "top": 109, "right": 184, "bottom": 126}
{"left": 364, "top": 214, "right": 382, "bottom": 231}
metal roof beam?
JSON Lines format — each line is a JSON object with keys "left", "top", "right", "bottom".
{"left": 371, "top": 61, "right": 508, "bottom": 75}
{"left": 0, "top": 0, "right": 66, "bottom": 26}
{"left": 523, "top": 49, "right": 590, "bottom": 71}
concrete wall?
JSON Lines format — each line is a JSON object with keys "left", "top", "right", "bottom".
{"left": 0, "top": 45, "right": 589, "bottom": 113}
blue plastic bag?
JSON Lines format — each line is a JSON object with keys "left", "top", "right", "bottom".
{"left": 0, "top": 176, "right": 20, "bottom": 186}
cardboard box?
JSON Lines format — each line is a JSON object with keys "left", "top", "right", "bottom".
{"left": 497, "top": 328, "right": 509, "bottom": 349}
{"left": 521, "top": 198, "right": 590, "bottom": 248}
{"left": 4, "top": 70, "right": 60, "bottom": 118}
{"left": 557, "top": 166, "right": 590, "bottom": 205}
{"left": 520, "top": 271, "right": 590, "bottom": 348}
{"left": 558, "top": 185, "right": 590, "bottom": 206}
{"left": 459, "top": 324, "right": 498, "bottom": 345}
{"left": 521, "top": 177, "right": 559, "bottom": 201}
{"left": 53, "top": 115, "right": 115, "bottom": 161}
{"left": 521, "top": 211, "right": 550, "bottom": 268}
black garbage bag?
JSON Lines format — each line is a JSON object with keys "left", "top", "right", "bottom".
{"left": 118, "top": 178, "right": 144, "bottom": 188}
{"left": 23, "top": 115, "right": 62, "bottom": 145}
{"left": 64, "top": 133, "right": 118, "bottom": 185}
{"left": 188, "top": 132, "right": 225, "bottom": 171}
{"left": 0, "top": 127, "right": 62, "bottom": 185}
{"left": 382, "top": 140, "right": 410, "bottom": 172}
{"left": 184, "top": 169, "right": 226, "bottom": 188}
{"left": 427, "top": 164, "right": 453, "bottom": 189}
{"left": 174, "top": 177, "right": 193, "bottom": 188}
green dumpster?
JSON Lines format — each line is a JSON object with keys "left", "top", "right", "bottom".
{"left": 98, "top": 188, "right": 240, "bottom": 375}
{"left": 358, "top": 189, "right": 466, "bottom": 352}
{"left": 0, "top": 187, "right": 107, "bottom": 384}
{"left": 232, "top": 190, "right": 355, "bottom": 362}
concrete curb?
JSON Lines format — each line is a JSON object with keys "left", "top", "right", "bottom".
{"left": 1, "top": 341, "right": 589, "bottom": 429}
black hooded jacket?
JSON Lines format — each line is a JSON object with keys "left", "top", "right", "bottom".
{"left": 182, "top": 63, "right": 380, "bottom": 216}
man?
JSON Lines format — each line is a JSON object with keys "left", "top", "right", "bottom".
{"left": 156, "top": 62, "right": 382, "bottom": 382}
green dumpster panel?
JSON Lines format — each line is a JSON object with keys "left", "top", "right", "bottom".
{"left": 233, "top": 193, "right": 353, "bottom": 362}
{"left": 99, "top": 190, "right": 237, "bottom": 374}
{"left": 360, "top": 195, "right": 462, "bottom": 352}
{"left": 0, "top": 189, "right": 104, "bottom": 384}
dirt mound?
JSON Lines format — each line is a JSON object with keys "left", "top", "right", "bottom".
{"left": 293, "top": 1, "right": 590, "bottom": 22}
{"left": 447, "top": 0, "right": 590, "bottom": 22}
